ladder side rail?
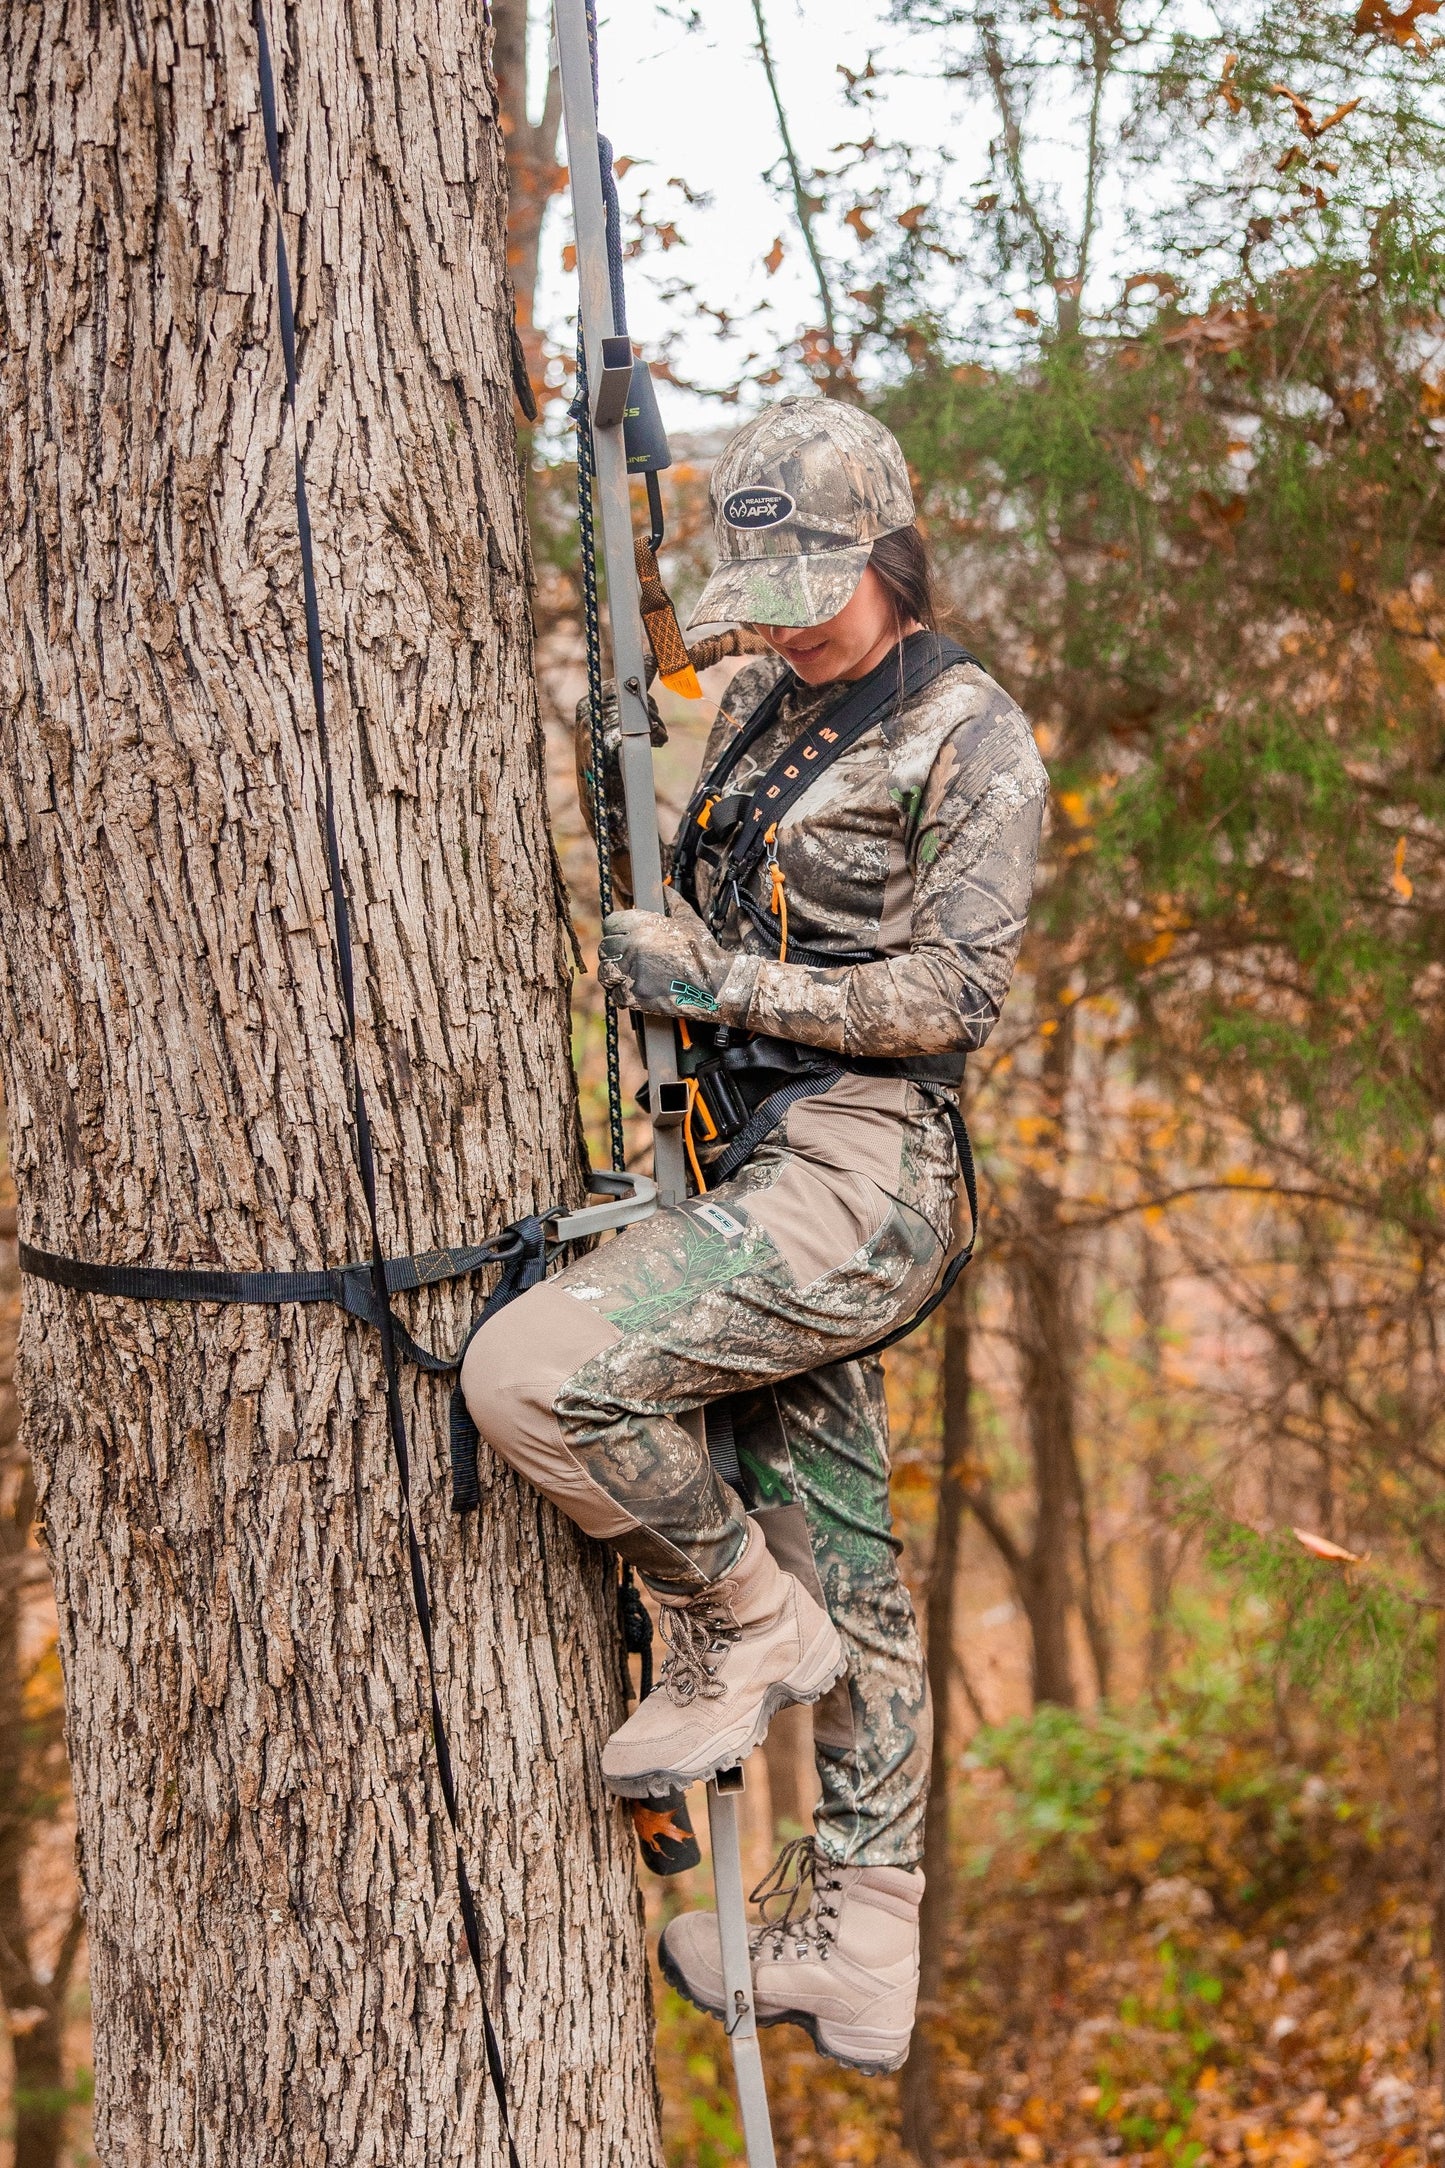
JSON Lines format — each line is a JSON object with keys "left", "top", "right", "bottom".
{"left": 707, "top": 1778, "right": 779, "bottom": 2168}
{"left": 552, "top": 0, "right": 686, "bottom": 1206}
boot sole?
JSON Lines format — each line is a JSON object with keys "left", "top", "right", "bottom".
{"left": 604, "top": 1634, "right": 847, "bottom": 1801}
{"left": 657, "top": 1936, "right": 911, "bottom": 2076}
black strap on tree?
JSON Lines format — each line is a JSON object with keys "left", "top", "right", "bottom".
{"left": 19, "top": 1229, "right": 533, "bottom": 1379}
{"left": 250, "top": 13, "right": 521, "bottom": 2154}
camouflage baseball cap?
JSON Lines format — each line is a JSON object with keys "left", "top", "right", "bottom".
{"left": 686, "top": 399, "right": 915, "bottom": 631}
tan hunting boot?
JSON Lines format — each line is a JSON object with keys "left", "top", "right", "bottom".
{"left": 659, "top": 1836, "right": 923, "bottom": 2074}
{"left": 602, "top": 1522, "right": 845, "bottom": 1798}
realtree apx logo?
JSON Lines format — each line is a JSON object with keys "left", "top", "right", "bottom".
{"left": 721, "top": 488, "right": 795, "bottom": 531}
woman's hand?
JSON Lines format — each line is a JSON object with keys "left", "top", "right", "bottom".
{"left": 597, "top": 892, "right": 738, "bottom": 1021}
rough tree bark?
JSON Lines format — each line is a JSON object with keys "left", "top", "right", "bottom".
{"left": 0, "top": 6, "right": 661, "bottom": 2164}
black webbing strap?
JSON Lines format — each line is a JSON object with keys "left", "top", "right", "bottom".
{"left": 251, "top": 11, "right": 521, "bottom": 2155}
{"left": 672, "top": 633, "right": 977, "bottom": 918}
{"left": 704, "top": 1066, "right": 845, "bottom": 1187}
{"left": 704, "top": 1075, "right": 978, "bottom": 1358}
{"left": 19, "top": 1236, "right": 512, "bottom": 1377}
{"left": 446, "top": 1220, "right": 548, "bottom": 1513}
{"left": 729, "top": 881, "right": 884, "bottom": 968}
{"left": 724, "top": 633, "right": 975, "bottom": 892}
{"left": 670, "top": 671, "right": 792, "bottom": 908}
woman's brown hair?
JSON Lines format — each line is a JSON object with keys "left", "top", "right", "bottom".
{"left": 869, "top": 522, "right": 936, "bottom": 634}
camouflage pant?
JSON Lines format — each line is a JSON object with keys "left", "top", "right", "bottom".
{"left": 462, "top": 1073, "right": 962, "bottom": 1867}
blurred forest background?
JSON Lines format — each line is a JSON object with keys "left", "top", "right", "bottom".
{"left": 1, "top": 0, "right": 1442, "bottom": 2161}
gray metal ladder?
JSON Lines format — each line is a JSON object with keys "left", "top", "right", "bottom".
{"left": 553, "top": 1, "right": 777, "bottom": 2157}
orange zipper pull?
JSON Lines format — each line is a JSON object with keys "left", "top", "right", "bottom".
{"left": 764, "top": 824, "right": 788, "bottom": 963}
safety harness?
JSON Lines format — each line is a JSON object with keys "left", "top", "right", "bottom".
{"left": 657, "top": 633, "right": 985, "bottom": 1352}
{"left": 673, "top": 629, "right": 979, "bottom": 965}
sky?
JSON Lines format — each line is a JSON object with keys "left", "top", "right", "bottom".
{"left": 533, "top": 0, "right": 968, "bottom": 438}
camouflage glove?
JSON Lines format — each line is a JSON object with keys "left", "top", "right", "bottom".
{"left": 597, "top": 892, "right": 747, "bottom": 1022}
{"left": 575, "top": 678, "right": 667, "bottom": 856}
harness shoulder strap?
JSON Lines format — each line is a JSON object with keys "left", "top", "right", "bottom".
{"left": 726, "top": 632, "right": 976, "bottom": 890}
{"left": 675, "top": 633, "right": 980, "bottom": 920}
{"left": 671, "top": 665, "right": 792, "bottom": 905}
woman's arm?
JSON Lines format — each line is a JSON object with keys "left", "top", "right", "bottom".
{"left": 714, "top": 693, "right": 1048, "bottom": 1058}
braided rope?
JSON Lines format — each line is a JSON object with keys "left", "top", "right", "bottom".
{"left": 573, "top": 337, "right": 627, "bottom": 1174}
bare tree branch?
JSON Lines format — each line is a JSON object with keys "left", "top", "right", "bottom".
{"left": 749, "top": 0, "right": 843, "bottom": 376}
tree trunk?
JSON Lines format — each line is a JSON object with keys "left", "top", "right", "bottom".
{"left": 493, "top": 0, "right": 564, "bottom": 405}
{"left": 0, "top": 8, "right": 660, "bottom": 2165}
{"left": 1140, "top": 1229, "right": 1172, "bottom": 1694}
{"left": 1007, "top": 982, "right": 1105, "bottom": 1708}
{"left": 900, "top": 1287, "right": 974, "bottom": 2167}
{"left": 1010, "top": 1173, "right": 1081, "bottom": 1708}
{"left": 760, "top": 1701, "right": 814, "bottom": 1840}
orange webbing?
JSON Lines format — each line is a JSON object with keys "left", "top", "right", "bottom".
{"left": 635, "top": 535, "right": 702, "bottom": 697}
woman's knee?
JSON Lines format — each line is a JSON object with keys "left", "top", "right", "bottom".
{"left": 458, "top": 1278, "right": 638, "bottom": 1543}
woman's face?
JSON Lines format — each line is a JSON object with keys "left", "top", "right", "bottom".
{"left": 752, "top": 566, "right": 916, "bottom": 686}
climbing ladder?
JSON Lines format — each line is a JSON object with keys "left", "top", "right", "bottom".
{"left": 553, "top": 2, "right": 778, "bottom": 2160}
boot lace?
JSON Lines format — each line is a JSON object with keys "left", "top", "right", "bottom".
{"left": 748, "top": 1836, "right": 844, "bottom": 1963}
{"left": 657, "top": 1590, "right": 741, "bottom": 1706}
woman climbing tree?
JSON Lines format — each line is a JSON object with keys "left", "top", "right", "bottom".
{"left": 464, "top": 399, "right": 1048, "bottom": 2075}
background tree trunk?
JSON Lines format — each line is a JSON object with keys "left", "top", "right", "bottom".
{"left": 0, "top": 1189, "right": 83, "bottom": 2168}
{"left": 900, "top": 1287, "right": 976, "bottom": 2167}
{"left": 1140, "top": 1229, "right": 1173, "bottom": 1694}
{"left": 0, "top": 6, "right": 660, "bottom": 2164}
{"left": 492, "top": 0, "right": 564, "bottom": 407}
{"left": 1009, "top": 1168, "right": 1083, "bottom": 1708}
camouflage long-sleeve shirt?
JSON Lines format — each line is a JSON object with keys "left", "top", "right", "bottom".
{"left": 678, "top": 649, "right": 1049, "bottom": 1064}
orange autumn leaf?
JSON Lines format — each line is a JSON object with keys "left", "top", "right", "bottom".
{"left": 1391, "top": 835, "right": 1414, "bottom": 900}
{"left": 1268, "top": 84, "right": 1362, "bottom": 138}
{"left": 1216, "top": 52, "right": 1243, "bottom": 113}
{"left": 632, "top": 1804, "right": 693, "bottom": 1848}
{"left": 1355, "top": 0, "right": 1442, "bottom": 40}
{"left": 844, "top": 205, "right": 876, "bottom": 240}
{"left": 897, "top": 203, "right": 928, "bottom": 232}
{"left": 562, "top": 242, "right": 577, "bottom": 274}
{"left": 763, "top": 235, "right": 785, "bottom": 276}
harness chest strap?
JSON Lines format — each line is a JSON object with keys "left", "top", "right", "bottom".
{"left": 672, "top": 631, "right": 978, "bottom": 932}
